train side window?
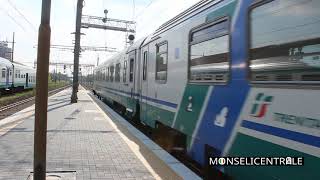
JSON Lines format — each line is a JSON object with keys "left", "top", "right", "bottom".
{"left": 156, "top": 41, "right": 168, "bottom": 82}
{"left": 123, "top": 60, "right": 127, "bottom": 83}
{"left": 249, "top": 0, "right": 320, "bottom": 83}
{"left": 110, "top": 65, "right": 114, "bottom": 82}
{"left": 1, "top": 68, "right": 5, "bottom": 78}
{"left": 189, "top": 18, "right": 229, "bottom": 83}
{"left": 115, "top": 63, "right": 121, "bottom": 82}
{"left": 143, "top": 51, "right": 148, "bottom": 81}
{"left": 15, "top": 70, "right": 18, "bottom": 78}
{"left": 129, "top": 58, "right": 134, "bottom": 82}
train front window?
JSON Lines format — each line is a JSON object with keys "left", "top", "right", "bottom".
{"left": 250, "top": 0, "right": 320, "bottom": 83}
{"left": 189, "top": 19, "right": 229, "bottom": 83}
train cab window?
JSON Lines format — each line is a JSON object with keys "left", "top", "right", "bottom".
{"left": 156, "top": 42, "right": 168, "bottom": 82}
{"left": 1, "top": 68, "right": 5, "bottom": 78}
{"left": 110, "top": 65, "right": 114, "bottom": 82}
{"left": 189, "top": 18, "right": 229, "bottom": 83}
{"left": 115, "top": 63, "right": 121, "bottom": 82}
{"left": 129, "top": 58, "right": 134, "bottom": 82}
{"left": 123, "top": 60, "right": 127, "bottom": 83}
{"left": 249, "top": 0, "right": 320, "bottom": 83}
{"left": 143, "top": 51, "right": 148, "bottom": 81}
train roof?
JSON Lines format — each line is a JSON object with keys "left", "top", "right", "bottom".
{"left": 152, "top": 0, "right": 223, "bottom": 37}
{"left": 13, "top": 62, "right": 35, "bottom": 70}
{"left": 126, "top": 36, "right": 148, "bottom": 53}
{"left": 95, "top": 50, "right": 125, "bottom": 70}
{"left": 0, "top": 57, "right": 13, "bottom": 67}
{"left": 95, "top": 36, "right": 147, "bottom": 70}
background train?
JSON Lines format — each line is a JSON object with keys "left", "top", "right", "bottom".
{"left": 93, "top": 0, "right": 320, "bottom": 179}
{"left": 0, "top": 57, "right": 36, "bottom": 95}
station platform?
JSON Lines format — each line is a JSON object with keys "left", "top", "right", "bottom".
{"left": 0, "top": 87, "right": 200, "bottom": 180}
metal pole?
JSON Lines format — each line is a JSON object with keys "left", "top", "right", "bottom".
{"left": 11, "top": 32, "right": 15, "bottom": 62}
{"left": 33, "top": 0, "right": 51, "bottom": 179}
{"left": 71, "top": 0, "right": 84, "bottom": 103}
{"left": 11, "top": 32, "right": 15, "bottom": 87}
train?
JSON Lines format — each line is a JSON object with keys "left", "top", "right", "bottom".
{"left": 93, "top": 0, "right": 320, "bottom": 179}
{"left": 0, "top": 57, "right": 36, "bottom": 95}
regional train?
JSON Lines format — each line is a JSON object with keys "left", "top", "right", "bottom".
{"left": 93, "top": 0, "right": 320, "bottom": 179}
{"left": 0, "top": 57, "right": 36, "bottom": 95}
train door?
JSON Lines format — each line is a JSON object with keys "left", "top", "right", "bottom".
{"left": 127, "top": 50, "right": 137, "bottom": 113}
{"left": 139, "top": 46, "right": 149, "bottom": 124}
{"left": 25, "top": 73, "right": 29, "bottom": 87}
{"left": 5, "top": 68, "right": 9, "bottom": 87}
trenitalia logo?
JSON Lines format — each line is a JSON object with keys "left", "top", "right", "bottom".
{"left": 250, "top": 93, "right": 273, "bottom": 118}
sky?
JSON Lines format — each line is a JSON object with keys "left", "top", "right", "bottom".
{"left": 0, "top": 0, "right": 201, "bottom": 74}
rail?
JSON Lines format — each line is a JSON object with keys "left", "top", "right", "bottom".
{"left": 0, "top": 85, "right": 71, "bottom": 113}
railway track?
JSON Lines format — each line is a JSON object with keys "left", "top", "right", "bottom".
{"left": 0, "top": 85, "right": 71, "bottom": 119}
{"left": 0, "top": 97, "right": 35, "bottom": 113}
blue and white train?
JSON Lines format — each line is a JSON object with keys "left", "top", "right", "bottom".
{"left": 94, "top": 0, "right": 320, "bottom": 179}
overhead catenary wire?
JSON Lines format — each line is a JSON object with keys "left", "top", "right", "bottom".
{"left": 134, "top": 0, "right": 158, "bottom": 19}
{"left": 6, "top": 0, "right": 37, "bottom": 32}
{"left": 132, "top": 0, "right": 135, "bottom": 21}
{"left": 0, "top": 6, "right": 26, "bottom": 31}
